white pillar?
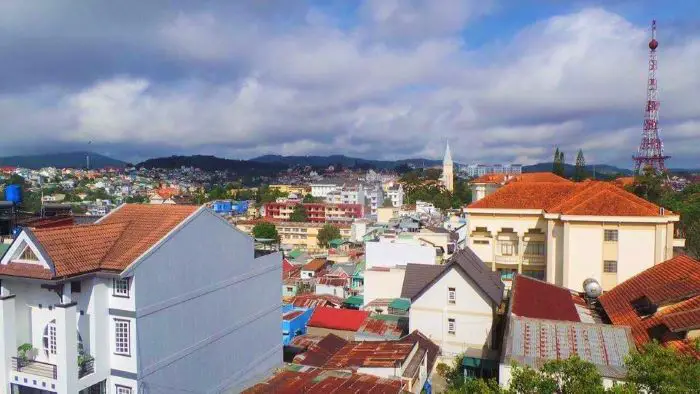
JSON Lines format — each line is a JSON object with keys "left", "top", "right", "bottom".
{"left": 546, "top": 220, "right": 556, "bottom": 283}
{"left": 61, "top": 282, "right": 72, "bottom": 305}
{"left": 562, "top": 222, "right": 571, "bottom": 288}
{"left": 0, "top": 295, "right": 17, "bottom": 394}
{"left": 54, "top": 302, "right": 78, "bottom": 394}
{"left": 89, "top": 278, "right": 110, "bottom": 377}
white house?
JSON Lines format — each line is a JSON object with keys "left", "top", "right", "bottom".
{"left": 0, "top": 204, "right": 282, "bottom": 394}
{"left": 386, "top": 184, "right": 404, "bottom": 208}
{"left": 401, "top": 248, "right": 504, "bottom": 362}
{"left": 310, "top": 183, "right": 340, "bottom": 199}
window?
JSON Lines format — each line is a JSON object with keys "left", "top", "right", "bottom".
{"left": 114, "top": 319, "right": 130, "bottom": 356}
{"left": 473, "top": 240, "right": 489, "bottom": 245}
{"left": 499, "top": 241, "right": 516, "bottom": 256}
{"left": 603, "top": 260, "right": 618, "bottom": 273}
{"left": 286, "top": 287, "right": 294, "bottom": 292}
{"left": 448, "top": 287, "right": 456, "bottom": 304}
{"left": 524, "top": 242, "right": 545, "bottom": 256}
{"left": 43, "top": 320, "right": 57, "bottom": 356}
{"left": 115, "top": 386, "right": 132, "bottom": 394}
{"left": 71, "top": 281, "right": 81, "bottom": 293}
{"left": 17, "top": 246, "right": 39, "bottom": 262}
{"left": 113, "top": 278, "right": 130, "bottom": 297}
{"left": 447, "top": 318, "right": 456, "bottom": 335}
{"left": 523, "top": 270, "right": 545, "bottom": 280}
{"left": 604, "top": 230, "right": 618, "bottom": 242}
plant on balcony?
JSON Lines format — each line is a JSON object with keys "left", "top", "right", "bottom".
{"left": 17, "top": 343, "right": 34, "bottom": 361}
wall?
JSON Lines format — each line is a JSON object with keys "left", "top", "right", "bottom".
{"left": 565, "top": 223, "right": 603, "bottom": 290}
{"left": 306, "top": 326, "right": 356, "bottom": 341}
{"left": 363, "top": 268, "right": 406, "bottom": 306}
{"left": 618, "top": 224, "right": 656, "bottom": 284}
{"left": 315, "top": 284, "right": 347, "bottom": 298}
{"left": 409, "top": 267, "right": 495, "bottom": 359}
{"left": 132, "top": 210, "right": 282, "bottom": 394}
{"left": 467, "top": 213, "right": 547, "bottom": 265}
{"left": 365, "top": 242, "right": 436, "bottom": 269}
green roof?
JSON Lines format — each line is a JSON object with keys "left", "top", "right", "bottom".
{"left": 329, "top": 239, "right": 345, "bottom": 247}
{"left": 353, "top": 261, "right": 365, "bottom": 276}
{"left": 371, "top": 314, "right": 403, "bottom": 322}
{"left": 389, "top": 298, "right": 411, "bottom": 311}
{"left": 462, "top": 357, "right": 498, "bottom": 370}
{"left": 343, "top": 295, "right": 364, "bottom": 306}
{"left": 287, "top": 249, "right": 302, "bottom": 259}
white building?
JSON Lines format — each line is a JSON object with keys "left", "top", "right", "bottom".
{"left": 401, "top": 248, "right": 504, "bottom": 361}
{"left": 465, "top": 164, "right": 522, "bottom": 178}
{"left": 0, "top": 204, "right": 282, "bottom": 394}
{"left": 386, "top": 184, "right": 404, "bottom": 208}
{"left": 310, "top": 183, "right": 340, "bottom": 199}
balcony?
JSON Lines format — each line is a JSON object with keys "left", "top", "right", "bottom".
{"left": 523, "top": 255, "right": 546, "bottom": 265}
{"left": 79, "top": 355, "right": 95, "bottom": 378}
{"left": 494, "top": 255, "right": 520, "bottom": 264}
{"left": 12, "top": 357, "right": 57, "bottom": 379}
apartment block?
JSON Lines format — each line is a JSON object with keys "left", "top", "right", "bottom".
{"left": 263, "top": 202, "right": 363, "bottom": 223}
{"left": 236, "top": 220, "right": 351, "bottom": 253}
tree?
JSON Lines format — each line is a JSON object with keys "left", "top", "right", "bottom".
{"left": 317, "top": 224, "right": 341, "bottom": 248}
{"left": 552, "top": 147, "right": 566, "bottom": 177}
{"left": 623, "top": 341, "right": 700, "bottom": 393}
{"left": 251, "top": 222, "right": 279, "bottom": 241}
{"left": 382, "top": 198, "right": 394, "bottom": 208}
{"left": 628, "top": 166, "right": 664, "bottom": 204}
{"left": 509, "top": 356, "right": 605, "bottom": 394}
{"left": 574, "top": 149, "right": 587, "bottom": 181}
{"left": 424, "top": 168, "right": 442, "bottom": 181}
{"left": 303, "top": 194, "right": 320, "bottom": 203}
{"left": 289, "top": 204, "right": 309, "bottom": 222}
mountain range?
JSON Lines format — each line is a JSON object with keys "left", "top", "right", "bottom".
{"left": 0, "top": 152, "right": 126, "bottom": 169}
{"left": 2, "top": 151, "right": 697, "bottom": 175}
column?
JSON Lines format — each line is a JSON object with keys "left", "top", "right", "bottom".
{"left": 54, "top": 302, "right": 78, "bottom": 394}
{"left": 0, "top": 294, "right": 16, "bottom": 393}
{"left": 546, "top": 220, "right": 556, "bottom": 283}
{"left": 562, "top": 222, "right": 571, "bottom": 288}
{"left": 517, "top": 233, "right": 525, "bottom": 274}
{"left": 89, "top": 278, "right": 110, "bottom": 377}
{"left": 490, "top": 229, "right": 497, "bottom": 272}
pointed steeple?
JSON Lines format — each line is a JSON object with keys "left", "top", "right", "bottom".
{"left": 443, "top": 141, "right": 453, "bottom": 166}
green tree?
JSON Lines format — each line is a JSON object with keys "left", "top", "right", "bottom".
{"left": 574, "top": 149, "right": 587, "bottom": 181}
{"left": 509, "top": 356, "right": 605, "bottom": 394}
{"left": 289, "top": 204, "right": 309, "bottom": 222}
{"left": 251, "top": 222, "right": 279, "bottom": 241}
{"left": 317, "top": 224, "right": 341, "bottom": 248}
{"left": 208, "top": 186, "right": 229, "bottom": 200}
{"left": 552, "top": 147, "right": 562, "bottom": 176}
{"left": 628, "top": 166, "right": 664, "bottom": 204}
{"left": 623, "top": 341, "right": 700, "bottom": 393}
{"left": 424, "top": 168, "right": 442, "bottom": 181}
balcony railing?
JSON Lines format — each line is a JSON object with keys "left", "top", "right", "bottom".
{"left": 79, "top": 355, "right": 95, "bottom": 378}
{"left": 11, "top": 357, "right": 57, "bottom": 379}
{"left": 494, "top": 255, "right": 520, "bottom": 264}
{"left": 523, "top": 255, "right": 546, "bottom": 264}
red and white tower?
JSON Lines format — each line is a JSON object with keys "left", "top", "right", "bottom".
{"left": 633, "top": 20, "right": 669, "bottom": 173}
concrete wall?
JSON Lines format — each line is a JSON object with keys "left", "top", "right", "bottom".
{"left": 132, "top": 209, "right": 282, "bottom": 394}
{"left": 306, "top": 327, "right": 356, "bottom": 341}
{"left": 365, "top": 242, "right": 436, "bottom": 269}
{"left": 363, "top": 268, "right": 406, "bottom": 306}
{"left": 409, "top": 267, "right": 495, "bottom": 358}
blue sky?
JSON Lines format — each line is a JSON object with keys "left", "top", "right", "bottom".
{"left": 0, "top": 0, "right": 698, "bottom": 168}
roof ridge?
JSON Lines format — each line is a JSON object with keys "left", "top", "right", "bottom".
{"left": 557, "top": 182, "right": 611, "bottom": 214}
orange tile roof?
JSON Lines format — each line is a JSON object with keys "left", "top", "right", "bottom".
{"left": 599, "top": 254, "right": 700, "bottom": 359}
{"left": 471, "top": 172, "right": 571, "bottom": 185}
{"left": 0, "top": 262, "right": 53, "bottom": 279}
{"left": 303, "top": 258, "right": 329, "bottom": 272}
{"left": 18, "top": 204, "right": 199, "bottom": 279}
{"left": 468, "top": 180, "right": 672, "bottom": 217}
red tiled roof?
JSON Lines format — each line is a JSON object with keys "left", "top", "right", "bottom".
{"left": 599, "top": 255, "right": 700, "bottom": 358}
{"left": 303, "top": 258, "right": 328, "bottom": 272}
{"left": 469, "top": 180, "right": 673, "bottom": 217}
{"left": 292, "top": 334, "right": 349, "bottom": 367}
{"left": 308, "top": 307, "right": 370, "bottom": 331}
{"left": 291, "top": 294, "right": 344, "bottom": 309}
{"left": 471, "top": 172, "right": 571, "bottom": 185}
{"left": 0, "top": 262, "right": 53, "bottom": 280}
{"left": 317, "top": 277, "right": 347, "bottom": 287}
{"left": 13, "top": 204, "right": 198, "bottom": 279}
{"left": 243, "top": 366, "right": 407, "bottom": 394}
{"left": 510, "top": 275, "right": 581, "bottom": 322}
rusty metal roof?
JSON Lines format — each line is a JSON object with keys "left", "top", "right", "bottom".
{"left": 324, "top": 340, "right": 416, "bottom": 369}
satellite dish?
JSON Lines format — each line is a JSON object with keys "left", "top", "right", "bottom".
{"left": 583, "top": 278, "right": 602, "bottom": 298}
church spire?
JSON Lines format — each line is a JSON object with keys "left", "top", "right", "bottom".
{"left": 443, "top": 141, "right": 453, "bottom": 165}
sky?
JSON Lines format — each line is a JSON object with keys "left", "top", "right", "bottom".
{"left": 0, "top": 0, "right": 698, "bottom": 168}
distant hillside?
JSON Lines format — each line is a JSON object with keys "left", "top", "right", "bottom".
{"left": 522, "top": 163, "right": 633, "bottom": 178}
{"left": 137, "top": 155, "right": 285, "bottom": 174}
{"left": 0, "top": 151, "right": 126, "bottom": 169}
{"left": 251, "top": 154, "right": 444, "bottom": 169}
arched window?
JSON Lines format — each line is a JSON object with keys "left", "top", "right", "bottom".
{"left": 43, "top": 320, "right": 57, "bottom": 356}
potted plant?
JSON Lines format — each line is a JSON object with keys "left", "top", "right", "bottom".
{"left": 17, "top": 343, "right": 35, "bottom": 365}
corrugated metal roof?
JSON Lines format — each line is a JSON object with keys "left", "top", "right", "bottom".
{"left": 503, "top": 316, "right": 634, "bottom": 379}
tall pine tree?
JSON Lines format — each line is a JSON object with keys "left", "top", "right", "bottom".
{"left": 574, "top": 149, "right": 586, "bottom": 181}
{"left": 552, "top": 147, "right": 561, "bottom": 175}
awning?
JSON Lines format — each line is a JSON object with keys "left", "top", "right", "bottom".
{"left": 462, "top": 357, "right": 498, "bottom": 370}
{"left": 344, "top": 295, "right": 364, "bottom": 307}
{"left": 389, "top": 298, "right": 411, "bottom": 311}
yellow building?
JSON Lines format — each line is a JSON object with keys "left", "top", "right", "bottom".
{"left": 464, "top": 180, "right": 684, "bottom": 290}
{"left": 269, "top": 184, "right": 310, "bottom": 196}
{"left": 236, "top": 220, "right": 351, "bottom": 253}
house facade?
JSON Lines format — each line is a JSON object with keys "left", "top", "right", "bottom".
{"left": 465, "top": 180, "right": 684, "bottom": 290}
{"left": 0, "top": 204, "right": 282, "bottom": 394}
{"left": 401, "top": 249, "right": 504, "bottom": 361}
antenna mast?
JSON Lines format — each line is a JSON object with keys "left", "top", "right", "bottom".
{"left": 633, "top": 20, "right": 669, "bottom": 173}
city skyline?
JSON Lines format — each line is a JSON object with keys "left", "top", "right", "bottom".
{"left": 0, "top": 1, "right": 698, "bottom": 167}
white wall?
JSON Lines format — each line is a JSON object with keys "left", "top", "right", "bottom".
{"left": 365, "top": 242, "right": 436, "bottom": 269}
{"left": 565, "top": 224, "right": 604, "bottom": 290}
{"left": 618, "top": 225, "right": 656, "bottom": 283}
{"left": 409, "top": 267, "right": 495, "bottom": 358}
{"left": 363, "top": 268, "right": 406, "bottom": 306}
{"left": 315, "top": 284, "right": 347, "bottom": 298}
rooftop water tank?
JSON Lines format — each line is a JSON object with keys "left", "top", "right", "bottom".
{"left": 583, "top": 278, "right": 603, "bottom": 299}
{"left": 4, "top": 184, "right": 22, "bottom": 204}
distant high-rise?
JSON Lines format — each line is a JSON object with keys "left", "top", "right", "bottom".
{"left": 443, "top": 141, "right": 454, "bottom": 192}
{"left": 633, "top": 20, "right": 669, "bottom": 173}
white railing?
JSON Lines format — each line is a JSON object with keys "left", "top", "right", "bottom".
{"left": 495, "top": 255, "right": 520, "bottom": 264}
{"left": 523, "top": 255, "right": 546, "bottom": 264}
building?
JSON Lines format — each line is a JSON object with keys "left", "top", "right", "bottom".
{"left": 355, "top": 314, "right": 409, "bottom": 341}
{"left": 301, "top": 258, "right": 329, "bottom": 279}
{"left": 500, "top": 275, "right": 635, "bottom": 387}
{"left": 269, "top": 184, "right": 310, "bottom": 196}
{"left": 386, "top": 184, "right": 405, "bottom": 208}
{"left": 401, "top": 248, "right": 504, "bottom": 361}
{"left": 599, "top": 254, "right": 700, "bottom": 359}
{"left": 282, "top": 304, "right": 314, "bottom": 346}
{"left": 235, "top": 220, "right": 351, "bottom": 253}
{"left": 465, "top": 164, "right": 522, "bottom": 178}
{"left": 306, "top": 307, "right": 370, "bottom": 340}
{"left": 310, "top": 182, "right": 341, "bottom": 199}
{"left": 0, "top": 204, "right": 282, "bottom": 394}
{"left": 442, "top": 142, "right": 454, "bottom": 192}
{"left": 469, "top": 172, "right": 570, "bottom": 203}
{"left": 315, "top": 277, "right": 348, "bottom": 298}
{"left": 465, "top": 180, "right": 684, "bottom": 290}
{"left": 263, "top": 202, "right": 363, "bottom": 223}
